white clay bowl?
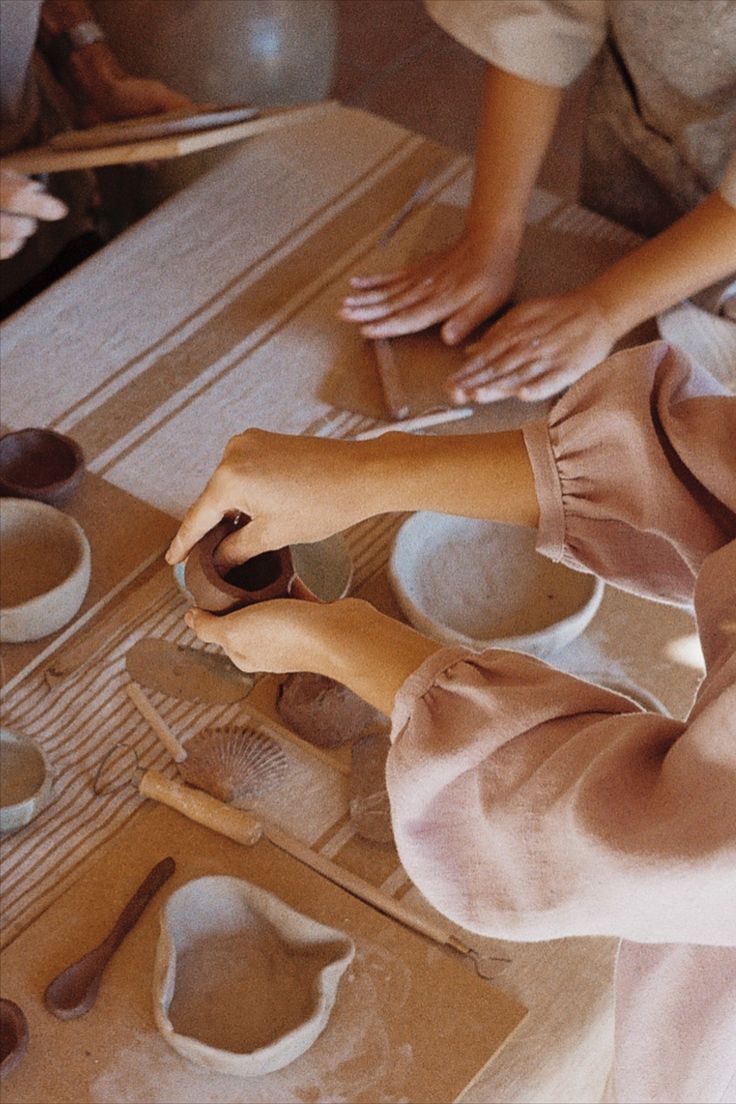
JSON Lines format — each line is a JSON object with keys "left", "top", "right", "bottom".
{"left": 389, "top": 512, "right": 604, "bottom": 658}
{"left": 153, "top": 876, "right": 355, "bottom": 1076}
{"left": 0, "top": 727, "right": 53, "bottom": 835}
{"left": 0, "top": 498, "right": 91, "bottom": 642}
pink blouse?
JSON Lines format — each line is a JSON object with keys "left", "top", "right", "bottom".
{"left": 386, "top": 342, "right": 736, "bottom": 1103}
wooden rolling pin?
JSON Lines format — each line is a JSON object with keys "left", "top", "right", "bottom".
{"left": 138, "top": 768, "right": 470, "bottom": 956}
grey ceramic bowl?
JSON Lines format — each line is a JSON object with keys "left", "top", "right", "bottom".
{"left": 389, "top": 512, "right": 604, "bottom": 658}
{"left": 0, "top": 498, "right": 91, "bottom": 642}
{"left": 0, "top": 728, "right": 54, "bottom": 835}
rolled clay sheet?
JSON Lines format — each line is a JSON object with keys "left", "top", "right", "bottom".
{"left": 153, "top": 876, "right": 355, "bottom": 1076}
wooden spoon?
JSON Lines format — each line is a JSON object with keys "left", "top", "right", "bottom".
{"left": 44, "top": 856, "right": 175, "bottom": 1020}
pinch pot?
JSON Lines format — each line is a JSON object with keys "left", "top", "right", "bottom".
{"left": 176, "top": 531, "right": 352, "bottom": 608}
{"left": 153, "top": 876, "right": 355, "bottom": 1076}
{"left": 0, "top": 428, "right": 85, "bottom": 506}
{"left": 0, "top": 498, "right": 91, "bottom": 642}
{"left": 389, "top": 512, "right": 604, "bottom": 658}
{"left": 0, "top": 728, "right": 53, "bottom": 835}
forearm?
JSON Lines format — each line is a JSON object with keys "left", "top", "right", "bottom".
{"left": 467, "top": 64, "right": 563, "bottom": 250}
{"left": 313, "top": 600, "right": 441, "bottom": 715}
{"left": 357, "top": 429, "right": 539, "bottom": 527}
{"left": 589, "top": 192, "right": 736, "bottom": 333}
{"left": 38, "top": 0, "right": 124, "bottom": 109}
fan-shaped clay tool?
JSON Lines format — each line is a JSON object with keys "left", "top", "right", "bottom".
{"left": 44, "top": 856, "right": 176, "bottom": 1020}
{"left": 180, "top": 726, "right": 287, "bottom": 803}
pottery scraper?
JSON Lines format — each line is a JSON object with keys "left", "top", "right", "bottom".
{"left": 125, "top": 638, "right": 255, "bottom": 704}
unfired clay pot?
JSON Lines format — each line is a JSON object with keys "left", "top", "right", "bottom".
{"left": 153, "top": 876, "right": 355, "bottom": 1076}
{"left": 0, "top": 999, "right": 28, "bottom": 1081}
{"left": 0, "top": 498, "right": 91, "bottom": 643}
{"left": 0, "top": 428, "right": 85, "bottom": 506}
{"left": 184, "top": 517, "right": 317, "bottom": 615}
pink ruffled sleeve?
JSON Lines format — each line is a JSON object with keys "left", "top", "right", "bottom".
{"left": 386, "top": 342, "right": 736, "bottom": 947}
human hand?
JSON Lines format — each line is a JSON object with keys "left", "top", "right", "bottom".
{"left": 80, "top": 75, "right": 192, "bottom": 125}
{"left": 186, "top": 597, "right": 440, "bottom": 716}
{"left": 338, "top": 234, "right": 516, "bottom": 345}
{"left": 166, "top": 430, "right": 375, "bottom": 570}
{"left": 445, "top": 288, "right": 621, "bottom": 404}
{"left": 0, "top": 169, "right": 68, "bottom": 259}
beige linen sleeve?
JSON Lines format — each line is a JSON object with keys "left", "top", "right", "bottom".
{"left": 424, "top": 0, "right": 606, "bottom": 86}
{"left": 385, "top": 342, "right": 736, "bottom": 947}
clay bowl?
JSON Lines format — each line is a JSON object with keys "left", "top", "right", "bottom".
{"left": 0, "top": 498, "right": 91, "bottom": 642}
{"left": 0, "top": 428, "right": 85, "bottom": 506}
{"left": 0, "top": 727, "right": 54, "bottom": 835}
{"left": 153, "top": 876, "right": 355, "bottom": 1076}
{"left": 178, "top": 523, "right": 352, "bottom": 612}
{"left": 0, "top": 999, "right": 29, "bottom": 1081}
{"left": 389, "top": 512, "right": 604, "bottom": 658}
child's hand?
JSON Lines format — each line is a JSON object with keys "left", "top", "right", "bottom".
{"left": 445, "top": 289, "right": 620, "bottom": 404}
{"left": 339, "top": 235, "right": 516, "bottom": 345}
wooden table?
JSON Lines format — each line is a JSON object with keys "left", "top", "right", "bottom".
{"left": 0, "top": 105, "right": 702, "bottom": 1103}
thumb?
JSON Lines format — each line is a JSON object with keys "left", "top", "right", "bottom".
{"left": 214, "top": 518, "right": 271, "bottom": 569}
{"left": 185, "top": 607, "right": 225, "bottom": 645}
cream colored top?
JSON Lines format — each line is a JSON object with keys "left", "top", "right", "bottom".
{"left": 426, "top": 0, "right": 736, "bottom": 219}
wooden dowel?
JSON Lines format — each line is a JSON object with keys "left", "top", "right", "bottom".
{"left": 350, "top": 406, "right": 474, "bottom": 440}
{"left": 139, "top": 770, "right": 262, "bottom": 846}
{"left": 126, "top": 683, "right": 187, "bottom": 763}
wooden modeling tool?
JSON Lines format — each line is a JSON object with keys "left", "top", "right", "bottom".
{"left": 136, "top": 768, "right": 498, "bottom": 971}
{"left": 44, "top": 857, "right": 175, "bottom": 1019}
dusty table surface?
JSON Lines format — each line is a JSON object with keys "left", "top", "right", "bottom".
{"left": 0, "top": 104, "right": 703, "bottom": 1104}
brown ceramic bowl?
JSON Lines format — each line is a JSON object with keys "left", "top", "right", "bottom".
{"left": 0, "top": 428, "right": 85, "bottom": 507}
{"left": 0, "top": 998, "right": 29, "bottom": 1081}
{"left": 184, "top": 517, "right": 312, "bottom": 615}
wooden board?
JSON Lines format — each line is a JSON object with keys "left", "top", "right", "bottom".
{"left": 3, "top": 101, "right": 336, "bottom": 174}
{"left": 0, "top": 802, "right": 525, "bottom": 1104}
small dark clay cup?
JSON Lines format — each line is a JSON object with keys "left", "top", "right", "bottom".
{"left": 184, "top": 517, "right": 316, "bottom": 615}
{"left": 0, "top": 428, "right": 85, "bottom": 506}
{"left": 0, "top": 999, "right": 29, "bottom": 1081}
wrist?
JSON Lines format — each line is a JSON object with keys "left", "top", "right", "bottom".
{"left": 586, "top": 274, "right": 646, "bottom": 338}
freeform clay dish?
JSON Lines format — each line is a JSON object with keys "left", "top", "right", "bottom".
{"left": 184, "top": 517, "right": 317, "bottom": 614}
{"left": 153, "top": 876, "right": 355, "bottom": 1076}
{"left": 0, "top": 428, "right": 85, "bottom": 506}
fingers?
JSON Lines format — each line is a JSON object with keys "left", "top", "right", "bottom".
{"left": 213, "top": 518, "right": 269, "bottom": 569}
{"left": 165, "top": 484, "right": 227, "bottom": 564}
{"left": 347, "top": 270, "right": 409, "bottom": 291}
{"left": 0, "top": 171, "right": 68, "bottom": 220}
{"left": 185, "top": 607, "right": 223, "bottom": 645}
{"left": 440, "top": 291, "right": 512, "bottom": 346}
{"left": 339, "top": 275, "right": 437, "bottom": 323}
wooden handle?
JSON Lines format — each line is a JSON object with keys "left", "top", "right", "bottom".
{"left": 139, "top": 770, "right": 262, "bottom": 846}
{"left": 126, "top": 683, "right": 187, "bottom": 763}
{"left": 105, "top": 857, "right": 176, "bottom": 954}
{"left": 264, "top": 821, "right": 469, "bottom": 952}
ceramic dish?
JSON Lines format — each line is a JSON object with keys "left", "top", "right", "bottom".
{"left": 0, "top": 728, "right": 53, "bottom": 835}
{"left": 153, "top": 876, "right": 355, "bottom": 1076}
{"left": 0, "top": 498, "right": 91, "bottom": 642}
{"left": 389, "top": 512, "right": 604, "bottom": 658}
{"left": 0, "top": 428, "right": 85, "bottom": 506}
{"left": 175, "top": 532, "right": 352, "bottom": 607}
{"left": 0, "top": 998, "right": 29, "bottom": 1081}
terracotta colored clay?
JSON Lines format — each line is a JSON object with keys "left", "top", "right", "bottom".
{"left": 44, "top": 857, "right": 176, "bottom": 1020}
{"left": 0, "top": 999, "right": 28, "bottom": 1081}
{"left": 180, "top": 726, "right": 287, "bottom": 803}
{"left": 184, "top": 517, "right": 317, "bottom": 615}
{"left": 0, "top": 428, "right": 85, "bottom": 506}
{"left": 277, "top": 673, "right": 388, "bottom": 748}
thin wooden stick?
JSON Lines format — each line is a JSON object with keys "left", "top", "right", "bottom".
{"left": 125, "top": 683, "right": 187, "bottom": 764}
{"left": 349, "top": 405, "right": 474, "bottom": 440}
